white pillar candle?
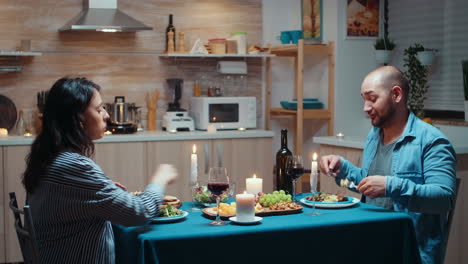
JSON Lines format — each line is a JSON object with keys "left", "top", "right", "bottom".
{"left": 207, "top": 124, "right": 217, "bottom": 133}
{"left": 236, "top": 191, "right": 255, "bottom": 222}
{"left": 190, "top": 144, "right": 198, "bottom": 186}
{"left": 311, "top": 152, "right": 318, "bottom": 173}
{"left": 246, "top": 174, "right": 263, "bottom": 196}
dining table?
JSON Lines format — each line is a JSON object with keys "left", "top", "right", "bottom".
{"left": 113, "top": 193, "right": 421, "bottom": 264}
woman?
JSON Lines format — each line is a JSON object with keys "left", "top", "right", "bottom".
{"left": 23, "top": 77, "right": 178, "bottom": 264}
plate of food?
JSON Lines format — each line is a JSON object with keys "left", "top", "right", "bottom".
{"left": 300, "top": 192, "right": 360, "bottom": 209}
{"left": 202, "top": 190, "right": 303, "bottom": 218}
{"left": 152, "top": 205, "right": 188, "bottom": 223}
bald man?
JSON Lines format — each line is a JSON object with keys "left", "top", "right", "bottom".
{"left": 320, "top": 66, "right": 457, "bottom": 264}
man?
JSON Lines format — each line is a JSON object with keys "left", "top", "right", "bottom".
{"left": 320, "top": 66, "right": 457, "bottom": 264}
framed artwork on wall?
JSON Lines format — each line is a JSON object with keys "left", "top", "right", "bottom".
{"left": 346, "top": 0, "right": 381, "bottom": 39}
{"left": 302, "top": 0, "right": 323, "bottom": 41}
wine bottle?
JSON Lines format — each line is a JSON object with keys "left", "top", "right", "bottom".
{"left": 165, "top": 14, "right": 176, "bottom": 53}
{"left": 275, "top": 129, "right": 293, "bottom": 194}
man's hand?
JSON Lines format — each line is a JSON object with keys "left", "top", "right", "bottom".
{"left": 357, "top": 176, "right": 386, "bottom": 198}
{"left": 319, "top": 155, "right": 341, "bottom": 177}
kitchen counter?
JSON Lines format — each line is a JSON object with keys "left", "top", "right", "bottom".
{"left": 313, "top": 135, "right": 468, "bottom": 154}
{"left": 0, "top": 129, "right": 274, "bottom": 146}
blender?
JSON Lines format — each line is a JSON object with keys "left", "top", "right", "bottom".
{"left": 162, "top": 78, "right": 195, "bottom": 132}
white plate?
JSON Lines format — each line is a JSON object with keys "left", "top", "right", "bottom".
{"left": 300, "top": 197, "right": 360, "bottom": 209}
{"left": 229, "top": 216, "right": 262, "bottom": 224}
{"left": 151, "top": 211, "right": 188, "bottom": 223}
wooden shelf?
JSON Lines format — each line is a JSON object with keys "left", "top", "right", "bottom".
{"left": 270, "top": 43, "right": 331, "bottom": 57}
{"left": 0, "top": 66, "right": 23, "bottom": 72}
{"left": 269, "top": 108, "right": 332, "bottom": 119}
{"left": 0, "top": 51, "right": 42, "bottom": 56}
{"left": 160, "top": 53, "right": 275, "bottom": 58}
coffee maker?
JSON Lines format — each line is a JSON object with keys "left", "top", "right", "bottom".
{"left": 106, "top": 96, "right": 138, "bottom": 134}
{"left": 162, "top": 78, "right": 195, "bottom": 132}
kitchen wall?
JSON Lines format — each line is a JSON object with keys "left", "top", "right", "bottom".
{"left": 0, "top": 0, "right": 264, "bottom": 132}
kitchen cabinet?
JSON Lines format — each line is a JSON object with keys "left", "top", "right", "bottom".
{"left": 2, "top": 145, "right": 30, "bottom": 263}
{"left": 318, "top": 144, "right": 362, "bottom": 200}
{"left": 147, "top": 137, "right": 274, "bottom": 202}
{"left": 94, "top": 142, "right": 148, "bottom": 192}
{"left": 266, "top": 39, "right": 335, "bottom": 191}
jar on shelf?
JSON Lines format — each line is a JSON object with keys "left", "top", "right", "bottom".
{"left": 208, "top": 38, "right": 226, "bottom": 54}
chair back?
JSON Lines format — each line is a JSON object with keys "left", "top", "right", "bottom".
{"left": 9, "top": 192, "right": 40, "bottom": 264}
{"left": 446, "top": 178, "right": 461, "bottom": 242}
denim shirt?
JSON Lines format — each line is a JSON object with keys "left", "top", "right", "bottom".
{"left": 336, "top": 112, "right": 457, "bottom": 264}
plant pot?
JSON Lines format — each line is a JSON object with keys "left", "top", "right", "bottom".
{"left": 375, "top": 50, "right": 392, "bottom": 65}
{"left": 465, "top": 101, "right": 468, "bottom": 122}
{"left": 417, "top": 51, "right": 435, "bottom": 66}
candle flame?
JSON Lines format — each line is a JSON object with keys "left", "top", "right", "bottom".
{"left": 243, "top": 190, "right": 247, "bottom": 194}
{"left": 253, "top": 174, "right": 257, "bottom": 179}
{"left": 192, "top": 144, "right": 197, "bottom": 153}
{"left": 313, "top": 152, "right": 317, "bottom": 161}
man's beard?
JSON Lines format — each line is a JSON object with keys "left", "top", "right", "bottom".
{"left": 371, "top": 101, "right": 396, "bottom": 128}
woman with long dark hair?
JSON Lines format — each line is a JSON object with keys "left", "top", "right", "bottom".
{"left": 23, "top": 77, "right": 177, "bottom": 264}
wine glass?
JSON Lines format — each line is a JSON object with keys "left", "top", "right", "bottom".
{"left": 286, "top": 155, "right": 304, "bottom": 203}
{"left": 208, "top": 167, "right": 229, "bottom": 226}
{"left": 307, "top": 169, "right": 321, "bottom": 216}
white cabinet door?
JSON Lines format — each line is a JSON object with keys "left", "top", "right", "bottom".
{"left": 3, "top": 145, "right": 30, "bottom": 263}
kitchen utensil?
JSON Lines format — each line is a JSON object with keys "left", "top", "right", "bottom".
{"left": 0, "top": 95, "right": 17, "bottom": 131}
{"left": 146, "top": 89, "right": 159, "bottom": 131}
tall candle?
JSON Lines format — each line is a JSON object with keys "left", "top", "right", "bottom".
{"left": 236, "top": 191, "right": 255, "bottom": 222}
{"left": 311, "top": 152, "right": 318, "bottom": 173}
{"left": 0, "top": 128, "right": 7, "bottom": 137}
{"left": 246, "top": 174, "right": 263, "bottom": 196}
{"left": 190, "top": 144, "right": 198, "bottom": 186}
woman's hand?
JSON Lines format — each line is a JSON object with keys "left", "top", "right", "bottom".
{"left": 150, "top": 164, "right": 178, "bottom": 187}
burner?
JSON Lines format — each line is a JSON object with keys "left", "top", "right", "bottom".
{"left": 107, "top": 122, "right": 137, "bottom": 134}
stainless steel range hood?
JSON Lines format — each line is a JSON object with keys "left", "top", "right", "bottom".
{"left": 59, "top": 0, "right": 152, "bottom": 32}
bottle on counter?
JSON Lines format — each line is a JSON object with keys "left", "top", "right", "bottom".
{"left": 165, "top": 14, "right": 176, "bottom": 53}
{"left": 15, "top": 109, "right": 25, "bottom": 136}
{"left": 275, "top": 129, "right": 293, "bottom": 194}
{"left": 193, "top": 80, "right": 201, "bottom": 97}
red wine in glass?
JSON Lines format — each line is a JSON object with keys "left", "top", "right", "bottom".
{"left": 290, "top": 167, "right": 304, "bottom": 180}
{"left": 208, "top": 182, "right": 229, "bottom": 196}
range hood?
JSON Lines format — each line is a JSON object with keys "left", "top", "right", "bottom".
{"left": 59, "top": 0, "right": 153, "bottom": 32}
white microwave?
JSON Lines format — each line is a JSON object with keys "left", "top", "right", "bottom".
{"left": 190, "top": 97, "right": 257, "bottom": 130}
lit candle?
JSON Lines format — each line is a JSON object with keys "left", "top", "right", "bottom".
{"left": 336, "top": 133, "right": 344, "bottom": 139}
{"left": 246, "top": 174, "right": 263, "bottom": 196}
{"left": 24, "top": 132, "right": 33, "bottom": 137}
{"left": 311, "top": 153, "right": 318, "bottom": 173}
{"left": 190, "top": 144, "right": 198, "bottom": 186}
{"left": 236, "top": 191, "right": 255, "bottom": 222}
{"left": 207, "top": 124, "right": 217, "bottom": 133}
{"left": 104, "top": 130, "right": 112, "bottom": 135}
{"left": 0, "top": 128, "right": 7, "bottom": 137}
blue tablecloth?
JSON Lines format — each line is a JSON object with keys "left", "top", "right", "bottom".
{"left": 113, "top": 194, "right": 421, "bottom": 264}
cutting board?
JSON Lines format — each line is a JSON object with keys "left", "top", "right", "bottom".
{"left": 0, "top": 95, "right": 17, "bottom": 131}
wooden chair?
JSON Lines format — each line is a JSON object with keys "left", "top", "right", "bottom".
{"left": 9, "top": 192, "right": 40, "bottom": 264}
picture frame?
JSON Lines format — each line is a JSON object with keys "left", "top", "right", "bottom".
{"left": 302, "top": 0, "right": 323, "bottom": 41}
{"left": 345, "top": 0, "right": 381, "bottom": 39}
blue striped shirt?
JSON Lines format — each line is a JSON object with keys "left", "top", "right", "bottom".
{"left": 28, "top": 152, "right": 164, "bottom": 264}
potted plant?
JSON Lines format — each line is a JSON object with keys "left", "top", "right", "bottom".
{"left": 404, "top": 43, "right": 429, "bottom": 119}
{"left": 373, "top": 0, "right": 395, "bottom": 65}
{"left": 417, "top": 48, "right": 437, "bottom": 66}
{"left": 374, "top": 37, "right": 396, "bottom": 65}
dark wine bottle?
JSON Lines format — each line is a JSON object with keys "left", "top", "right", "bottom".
{"left": 276, "top": 129, "right": 293, "bottom": 194}
{"left": 165, "top": 14, "right": 176, "bottom": 52}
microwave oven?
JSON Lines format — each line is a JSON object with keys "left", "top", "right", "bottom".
{"left": 190, "top": 97, "right": 257, "bottom": 130}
